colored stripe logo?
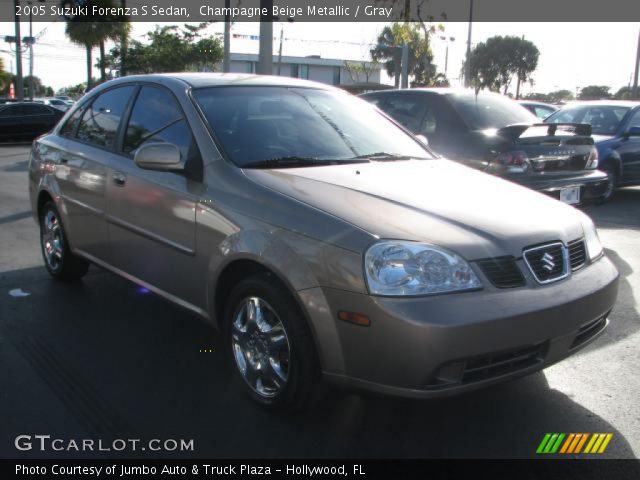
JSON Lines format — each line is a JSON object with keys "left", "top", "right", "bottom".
{"left": 537, "top": 433, "right": 612, "bottom": 454}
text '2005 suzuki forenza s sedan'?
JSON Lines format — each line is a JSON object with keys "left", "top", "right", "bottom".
{"left": 29, "top": 74, "right": 619, "bottom": 409}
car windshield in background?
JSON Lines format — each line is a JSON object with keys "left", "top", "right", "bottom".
{"left": 545, "top": 105, "right": 630, "bottom": 135}
{"left": 192, "top": 86, "right": 432, "bottom": 167}
{"left": 448, "top": 93, "right": 537, "bottom": 130}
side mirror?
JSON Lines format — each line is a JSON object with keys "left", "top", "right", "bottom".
{"left": 415, "top": 134, "right": 429, "bottom": 146}
{"left": 134, "top": 143, "right": 183, "bottom": 172}
{"left": 625, "top": 126, "right": 640, "bottom": 138}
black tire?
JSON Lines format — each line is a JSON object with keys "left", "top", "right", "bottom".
{"left": 224, "top": 272, "right": 321, "bottom": 410}
{"left": 598, "top": 162, "right": 618, "bottom": 204}
{"left": 39, "top": 201, "right": 89, "bottom": 281}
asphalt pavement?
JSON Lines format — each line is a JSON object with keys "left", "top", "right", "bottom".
{"left": 1, "top": 143, "right": 638, "bottom": 459}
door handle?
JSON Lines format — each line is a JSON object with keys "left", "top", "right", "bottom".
{"left": 112, "top": 172, "right": 127, "bottom": 186}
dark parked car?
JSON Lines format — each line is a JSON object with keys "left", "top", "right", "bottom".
{"left": 518, "top": 100, "right": 558, "bottom": 120}
{"left": 28, "top": 74, "right": 618, "bottom": 409}
{"left": 545, "top": 101, "right": 640, "bottom": 201}
{"left": 361, "top": 89, "right": 608, "bottom": 205}
{"left": 0, "top": 102, "right": 64, "bottom": 141}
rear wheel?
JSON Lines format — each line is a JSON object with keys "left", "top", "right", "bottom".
{"left": 224, "top": 273, "right": 320, "bottom": 409}
{"left": 40, "top": 201, "right": 89, "bottom": 280}
{"left": 598, "top": 162, "right": 618, "bottom": 203}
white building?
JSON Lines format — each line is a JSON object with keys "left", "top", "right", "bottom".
{"left": 226, "top": 53, "right": 382, "bottom": 87}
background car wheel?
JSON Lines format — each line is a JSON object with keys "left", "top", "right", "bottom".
{"left": 39, "top": 201, "right": 89, "bottom": 281}
{"left": 224, "top": 273, "right": 321, "bottom": 410}
{"left": 598, "top": 163, "right": 618, "bottom": 203}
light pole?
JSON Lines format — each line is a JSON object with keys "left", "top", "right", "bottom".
{"left": 439, "top": 35, "right": 455, "bottom": 77}
{"left": 633, "top": 27, "right": 640, "bottom": 99}
{"left": 222, "top": 0, "right": 231, "bottom": 72}
{"left": 14, "top": 0, "right": 24, "bottom": 101}
{"left": 464, "top": 0, "right": 473, "bottom": 88}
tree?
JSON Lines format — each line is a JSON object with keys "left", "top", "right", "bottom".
{"left": 614, "top": 86, "right": 638, "bottom": 99}
{"left": 0, "top": 58, "right": 11, "bottom": 95}
{"left": 547, "top": 89, "right": 574, "bottom": 103}
{"left": 343, "top": 60, "right": 380, "bottom": 83}
{"left": 468, "top": 36, "right": 539, "bottom": 97}
{"left": 578, "top": 85, "right": 611, "bottom": 100}
{"left": 106, "top": 24, "right": 223, "bottom": 75}
{"left": 370, "top": 22, "right": 442, "bottom": 88}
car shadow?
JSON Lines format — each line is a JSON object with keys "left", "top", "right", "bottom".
{"left": 585, "top": 187, "right": 640, "bottom": 231}
{"left": 0, "top": 266, "right": 637, "bottom": 460}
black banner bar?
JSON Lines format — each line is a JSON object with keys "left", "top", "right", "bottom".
{"left": 4, "top": 459, "right": 640, "bottom": 480}
{"left": 2, "top": 0, "right": 640, "bottom": 22}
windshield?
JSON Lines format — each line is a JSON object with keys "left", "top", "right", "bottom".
{"left": 448, "top": 92, "right": 537, "bottom": 130}
{"left": 545, "top": 105, "right": 630, "bottom": 135}
{"left": 192, "top": 86, "right": 432, "bottom": 167}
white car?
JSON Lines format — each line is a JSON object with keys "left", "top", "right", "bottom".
{"left": 33, "top": 98, "right": 70, "bottom": 112}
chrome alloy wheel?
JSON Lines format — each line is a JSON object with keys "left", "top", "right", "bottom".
{"left": 42, "top": 210, "right": 64, "bottom": 271}
{"left": 231, "top": 297, "right": 291, "bottom": 398}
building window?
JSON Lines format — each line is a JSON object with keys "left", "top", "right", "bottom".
{"left": 299, "top": 65, "right": 309, "bottom": 79}
{"left": 333, "top": 66, "right": 341, "bottom": 85}
{"left": 291, "top": 64, "right": 298, "bottom": 78}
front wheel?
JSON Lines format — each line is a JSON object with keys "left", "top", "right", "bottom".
{"left": 40, "top": 201, "right": 89, "bottom": 280}
{"left": 598, "top": 163, "right": 618, "bottom": 203}
{"left": 224, "top": 273, "right": 320, "bottom": 409}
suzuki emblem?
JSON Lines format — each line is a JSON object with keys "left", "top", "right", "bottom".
{"left": 542, "top": 252, "right": 556, "bottom": 271}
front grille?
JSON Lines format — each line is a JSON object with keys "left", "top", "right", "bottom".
{"left": 571, "top": 314, "right": 608, "bottom": 349}
{"left": 426, "top": 343, "right": 546, "bottom": 389}
{"left": 568, "top": 238, "right": 587, "bottom": 270}
{"left": 476, "top": 257, "right": 525, "bottom": 288}
{"left": 523, "top": 242, "right": 568, "bottom": 284}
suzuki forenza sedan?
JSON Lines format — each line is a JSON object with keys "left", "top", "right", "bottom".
{"left": 29, "top": 74, "right": 619, "bottom": 409}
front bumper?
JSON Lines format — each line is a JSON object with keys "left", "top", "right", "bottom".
{"left": 505, "top": 170, "right": 608, "bottom": 204}
{"left": 303, "top": 255, "right": 618, "bottom": 398}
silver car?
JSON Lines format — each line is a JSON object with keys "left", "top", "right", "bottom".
{"left": 28, "top": 74, "right": 619, "bottom": 409}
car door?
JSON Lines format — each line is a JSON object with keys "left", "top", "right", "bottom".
{"left": 617, "top": 108, "right": 640, "bottom": 183}
{"left": 106, "top": 84, "right": 205, "bottom": 307}
{"left": 55, "top": 85, "right": 136, "bottom": 263}
{"left": 20, "top": 104, "right": 57, "bottom": 136}
{"left": 0, "top": 104, "right": 21, "bottom": 138}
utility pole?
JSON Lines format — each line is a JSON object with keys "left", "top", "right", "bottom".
{"left": 277, "top": 24, "right": 283, "bottom": 75}
{"left": 14, "top": 0, "right": 24, "bottom": 101}
{"left": 223, "top": 0, "right": 231, "bottom": 72}
{"left": 257, "top": 0, "right": 273, "bottom": 75}
{"left": 28, "top": 1, "right": 34, "bottom": 100}
{"left": 633, "top": 28, "right": 640, "bottom": 99}
{"left": 401, "top": 43, "right": 409, "bottom": 89}
{"left": 120, "top": 0, "right": 127, "bottom": 76}
{"left": 464, "top": 0, "right": 473, "bottom": 88}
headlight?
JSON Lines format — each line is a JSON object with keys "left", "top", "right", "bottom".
{"left": 364, "top": 241, "right": 482, "bottom": 296}
{"left": 582, "top": 217, "right": 603, "bottom": 261}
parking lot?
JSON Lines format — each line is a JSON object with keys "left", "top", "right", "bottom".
{"left": 0, "top": 142, "right": 638, "bottom": 459}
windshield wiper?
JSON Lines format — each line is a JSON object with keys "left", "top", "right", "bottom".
{"left": 350, "top": 152, "right": 427, "bottom": 161}
{"left": 241, "top": 156, "right": 369, "bottom": 169}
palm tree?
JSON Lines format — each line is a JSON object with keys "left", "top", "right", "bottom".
{"left": 61, "top": 0, "right": 129, "bottom": 89}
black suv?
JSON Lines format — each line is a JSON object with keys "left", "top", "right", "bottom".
{"left": 361, "top": 89, "right": 608, "bottom": 205}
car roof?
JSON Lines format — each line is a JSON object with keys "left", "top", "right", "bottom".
{"left": 561, "top": 100, "right": 640, "bottom": 108}
{"left": 518, "top": 100, "right": 557, "bottom": 108}
{"left": 361, "top": 87, "right": 508, "bottom": 98}
{"left": 101, "top": 73, "right": 338, "bottom": 91}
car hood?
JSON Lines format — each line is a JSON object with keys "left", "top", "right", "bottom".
{"left": 243, "top": 159, "right": 585, "bottom": 259}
